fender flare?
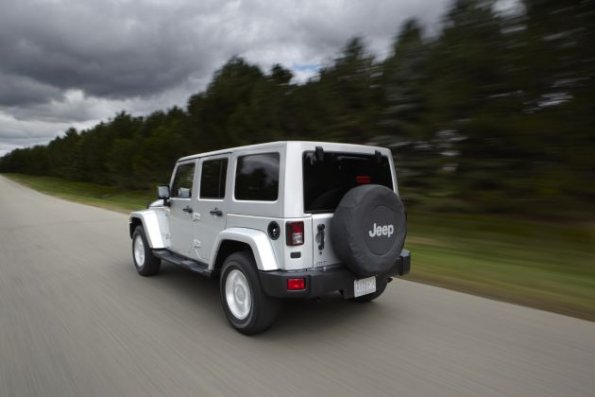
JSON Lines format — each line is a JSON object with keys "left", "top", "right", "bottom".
{"left": 211, "top": 228, "right": 280, "bottom": 271}
{"left": 129, "top": 209, "right": 170, "bottom": 249}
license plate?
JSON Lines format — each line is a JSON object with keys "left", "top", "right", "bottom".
{"left": 354, "top": 276, "right": 376, "bottom": 298}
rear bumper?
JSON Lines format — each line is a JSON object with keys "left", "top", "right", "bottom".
{"left": 259, "top": 250, "right": 410, "bottom": 299}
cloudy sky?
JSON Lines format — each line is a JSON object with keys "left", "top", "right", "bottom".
{"left": 0, "top": 0, "right": 451, "bottom": 157}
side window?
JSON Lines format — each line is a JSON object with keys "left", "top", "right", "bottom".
{"left": 200, "top": 158, "right": 228, "bottom": 199}
{"left": 171, "top": 163, "right": 195, "bottom": 199}
{"left": 235, "top": 153, "right": 280, "bottom": 201}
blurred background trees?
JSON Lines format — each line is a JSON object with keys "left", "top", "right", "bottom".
{"left": 1, "top": 0, "right": 593, "bottom": 218}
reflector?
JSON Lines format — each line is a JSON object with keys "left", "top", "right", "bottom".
{"left": 287, "top": 278, "right": 306, "bottom": 290}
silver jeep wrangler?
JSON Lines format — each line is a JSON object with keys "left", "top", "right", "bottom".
{"left": 129, "top": 141, "right": 410, "bottom": 334}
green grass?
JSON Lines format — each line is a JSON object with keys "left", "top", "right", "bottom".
{"left": 4, "top": 173, "right": 595, "bottom": 321}
{"left": 4, "top": 173, "right": 155, "bottom": 213}
{"left": 406, "top": 212, "right": 595, "bottom": 321}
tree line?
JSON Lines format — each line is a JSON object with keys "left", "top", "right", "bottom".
{"left": 1, "top": 0, "right": 593, "bottom": 218}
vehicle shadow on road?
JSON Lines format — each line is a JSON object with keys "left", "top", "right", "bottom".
{"left": 150, "top": 263, "right": 394, "bottom": 338}
{"left": 268, "top": 296, "right": 393, "bottom": 339}
{"left": 114, "top": 261, "right": 224, "bottom": 327}
{"left": 151, "top": 264, "right": 223, "bottom": 314}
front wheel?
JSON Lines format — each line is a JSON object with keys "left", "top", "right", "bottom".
{"left": 220, "top": 252, "right": 280, "bottom": 335}
{"left": 132, "top": 226, "right": 161, "bottom": 276}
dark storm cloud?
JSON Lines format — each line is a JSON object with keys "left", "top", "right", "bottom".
{"left": 0, "top": 73, "right": 63, "bottom": 106}
{"left": 0, "top": 0, "right": 450, "bottom": 154}
{"left": 0, "top": 0, "right": 447, "bottom": 102}
{"left": 0, "top": 0, "right": 217, "bottom": 100}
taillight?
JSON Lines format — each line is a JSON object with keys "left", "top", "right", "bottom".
{"left": 286, "top": 221, "right": 304, "bottom": 246}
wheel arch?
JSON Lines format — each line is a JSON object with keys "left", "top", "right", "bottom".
{"left": 129, "top": 209, "right": 170, "bottom": 249}
{"left": 213, "top": 241, "right": 253, "bottom": 277}
{"left": 129, "top": 217, "right": 142, "bottom": 238}
{"left": 211, "top": 228, "right": 280, "bottom": 273}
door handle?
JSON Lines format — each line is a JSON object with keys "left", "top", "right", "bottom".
{"left": 317, "top": 224, "right": 326, "bottom": 250}
{"left": 183, "top": 206, "right": 193, "bottom": 214}
{"left": 209, "top": 208, "right": 223, "bottom": 217}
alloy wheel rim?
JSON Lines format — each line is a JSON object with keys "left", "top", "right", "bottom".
{"left": 134, "top": 235, "right": 145, "bottom": 267}
{"left": 225, "top": 269, "right": 251, "bottom": 320}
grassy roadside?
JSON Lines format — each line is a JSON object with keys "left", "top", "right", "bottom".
{"left": 406, "top": 212, "right": 595, "bottom": 321}
{"left": 4, "top": 173, "right": 155, "bottom": 213}
{"left": 4, "top": 173, "right": 595, "bottom": 321}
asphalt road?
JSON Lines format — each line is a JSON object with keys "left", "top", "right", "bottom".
{"left": 1, "top": 175, "right": 594, "bottom": 397}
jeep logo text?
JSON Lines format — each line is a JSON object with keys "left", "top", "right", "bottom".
{"left": 368, "top": 223, "right": 394, "bottom": 238}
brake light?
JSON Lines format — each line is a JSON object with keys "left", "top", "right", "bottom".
{"left": 286, "top": 221, "right": 304, "bottom": 246}
{"left": 287, "top": 278, "right": 306, "bottom": 291}
{"left": 356, "top": 175, "right": 371, "bottom": 184}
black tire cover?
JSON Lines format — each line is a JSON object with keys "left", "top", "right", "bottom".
{"left": 330, "top": 185, "right": 406, "bottom": 277}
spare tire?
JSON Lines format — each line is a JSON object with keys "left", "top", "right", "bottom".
{"left": 330, "top": 185, "right": 406, "bottom": 277}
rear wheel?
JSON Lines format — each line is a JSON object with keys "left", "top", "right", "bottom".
{"left": 132, "top": 226, "right": 161, "bottom": 276}
{"left": 220, "top": 252, "right": 280, "bottom": 335}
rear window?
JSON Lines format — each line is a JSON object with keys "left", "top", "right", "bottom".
{"left": 303, "top": 151, "right": 393, "bottom": 213}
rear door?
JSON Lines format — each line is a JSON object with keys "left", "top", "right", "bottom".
{"left": 193, "top": 156, "right": 229, "bottom": 262}
{"left": 169, "top": 161, "right": 197, "bottom": 258}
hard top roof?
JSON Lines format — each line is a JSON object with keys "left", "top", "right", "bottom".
{"left": 177, "top": 141, "right": 389, "bottom": 163}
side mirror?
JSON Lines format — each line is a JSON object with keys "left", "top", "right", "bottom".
{"left": 157, "top": 185, "right": 170, "bottom": 205}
